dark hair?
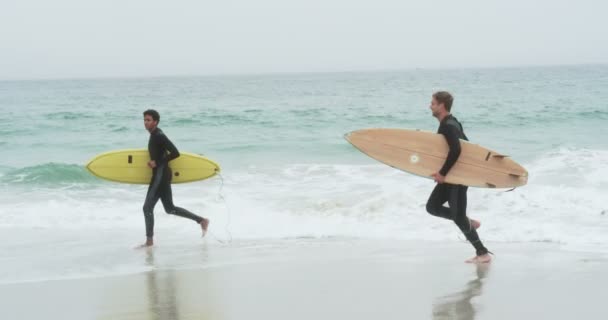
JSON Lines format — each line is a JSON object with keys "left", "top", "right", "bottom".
{"left": 432, "top": 91, "right": 454, "bottom": 112}
{"left": 143, "top": 109, "right": 160, "bottom": 122}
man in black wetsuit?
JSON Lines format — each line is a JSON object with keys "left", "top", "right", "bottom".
{"left": 426, "top": 92, "right": 491, "bottom": 263}
{"left": 140, "top": 109, "right": 209, "bottom": 248}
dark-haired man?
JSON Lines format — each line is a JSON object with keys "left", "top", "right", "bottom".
{"left": 140, "top": 109, "right": 209, "bottom": 247}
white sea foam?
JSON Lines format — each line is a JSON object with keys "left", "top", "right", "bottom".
{"left": 2, "top": 148, "right": 607, "bottom": 250}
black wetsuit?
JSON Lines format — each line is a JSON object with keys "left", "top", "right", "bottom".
{"left": 142, "top": 128, "right": 203, "bottom": 237}
{"left": 425, "top": 115, "right": 488, "bottom": 256}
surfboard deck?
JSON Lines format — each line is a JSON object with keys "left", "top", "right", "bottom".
{"left": 86, "top": 149, "right": 220, "bottom": 184}
{"left": 345, "top": 128, "right": 528, "bottom": 188}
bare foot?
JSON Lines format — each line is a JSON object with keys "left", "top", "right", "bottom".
{"left": 135, "top": 238, "right": 154, "bottom": 249}
{"left": 469, "top": 218, "right": 481, "bottom": 230}
{"left": 200, "top": 218, "right": 210, "bottom": 237}
{"left": 465, "top": 253, "right": 492, "bottom": 264}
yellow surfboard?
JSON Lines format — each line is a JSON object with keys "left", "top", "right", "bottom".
{"left": 86, "top": 149, "right": 220, "bottom": 184}
{"left": 345, "top": 128, "right": 528, "bottom": 188}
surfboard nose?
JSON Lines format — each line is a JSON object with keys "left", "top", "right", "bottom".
{"left": 344, "top": 131, "right": 354, "bottom": 141}
{"left": 344, "top": 129, "right": 365, "bottom": 139}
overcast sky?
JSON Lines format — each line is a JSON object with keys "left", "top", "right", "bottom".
{"left": 1, "top": 0, "right": 606, "bottom": 80}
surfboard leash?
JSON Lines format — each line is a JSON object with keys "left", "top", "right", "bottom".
{"left": 207, "top": 172, "right": 233, "bottom": 244}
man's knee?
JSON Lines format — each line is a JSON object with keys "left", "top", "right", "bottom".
{"left": 159, "top": 198, "right": 175, "bottom": 214}
{"left": 426, "top": 201, "right": 438, "bottom": 215}
{"left": 163, "top": 205, "right": 176, "bottom": 215}
{"left": 143, "top": 205, "right": 152, "bottom": 215}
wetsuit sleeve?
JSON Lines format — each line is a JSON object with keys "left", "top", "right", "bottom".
{"left": 160, "top": 134, "right": 180, "bottom": 162}
{"left": 439, "top": 124, "right": 462, "bottom": 176}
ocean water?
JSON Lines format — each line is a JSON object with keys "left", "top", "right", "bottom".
{"left": 1, "top": 65, "right": 607, "bottom": 283}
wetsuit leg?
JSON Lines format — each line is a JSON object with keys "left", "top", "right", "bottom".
{"left": 426, "top": 183, "right": 452, "bottom": 220}
{"left": 448, "top": 185, "right": 488, "bottom": 256}
{"left": 427, "top": 184, "right": 488, "bottom": 256}
{"left": 143, "top": 167, "right": 165, "bottom": 237}
{"left": 158, "top": 167, "right": 204, "bottom": 224}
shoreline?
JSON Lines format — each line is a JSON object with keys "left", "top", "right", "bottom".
{"left": 1, "top": 239, "right": 606, "bottom": 319}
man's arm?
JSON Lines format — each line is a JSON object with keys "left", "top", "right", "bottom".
{"left": 161, "top": 134, "right": 180, "bottom": 162}
{"left": 439, "top": 124, "right": 462, "bottom": 176}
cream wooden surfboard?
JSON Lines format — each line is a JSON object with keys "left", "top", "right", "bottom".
{"left": 86, "top": 149, "right": 220, "bottom": 184}
{"left": 345, "top": 128, "right": 528, "bottom": 188}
